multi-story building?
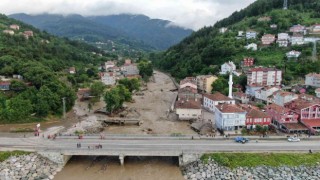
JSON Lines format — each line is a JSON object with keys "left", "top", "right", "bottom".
{"left": 242, "top": 57, "right": 254, "bottom": 67}
{"left": 196, "top": 75, "right": 217, "bottom": 93}
{"left": 203, "top": 92, "right": 235, "bottom": 112}
{"left": 9, "top": 24, "right": 20, "bottom": 30}
{"left": 233, "top": 92, "right": 249, "bottom": 104}
{"left": 261, "top": 34, "right": 276, "bottom": 45}
{"left": 122, "top": 64, "right": 139, "bottom": 76}
{"left": 180, "top": 77, "right": 197, "bottom": 90}
{"left": 310, "top": 24, "right": 320, "bottom": 34}
{"left": 273, "top": 91, "right": 298, "bottom": 107}
{"left": 239, "top": 104, "right": 271, "bottom": 128}
{"left": 289, "top": 24, "right": 306, "bottom": 34}
{"left": 266, "top": 103, "right": 306, "bottom": 134}
{"left": 246, "top": 31, "right": 257, "bottom": 39}
{"left": 291, "top": 34, "right": 304, "bottom": 45}
{"left": 175, "top": 98, "right": 202, "bottom": 120}
{"left": 246, "top": 67, "right": 282, "bottom": 86}
{"left": 220, "top": 61, "right": 236, "bottom": 75}
{"left": 305, "top": 73, "right": 320, "bottom": 87}
{"left": 215, "top": 104, "right": 247, "bottom": 131}
{"left": 105, "top": 61, "right": 115, "bottom": 70}
{"left": 276, "top": 33, "right": 289, "bottom": 47}
{"left": 100, "top": 72, "right": 116, "bottom": 85}
{"left": 254, "top": 86, "right": 280, "bottom": 103}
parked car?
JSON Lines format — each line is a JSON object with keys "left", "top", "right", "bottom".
{"left": 288, "top": 137, "right": 300, "bottom": 142}
{"left": 235, "top": 137, "right": 249, "bottom": 144}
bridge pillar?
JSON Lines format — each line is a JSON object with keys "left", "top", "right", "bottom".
{"left": 179, "top": 153, "right": 202, "bottom": 166}
{"left": 119, "top": 154, "right": 125, "bottom": 166}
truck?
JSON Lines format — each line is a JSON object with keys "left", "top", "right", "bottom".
{"left": 234, "top": 136, "right": 249, "bottom": 144}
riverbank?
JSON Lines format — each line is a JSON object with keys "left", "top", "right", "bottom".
{"left": 0, "top": 152, "right": 62, "bottom": 180}
{"left": 182, "top": 153, "right": 320, "bottom": 180}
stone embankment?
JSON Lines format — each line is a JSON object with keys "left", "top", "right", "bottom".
{"left": 182, "top": 158, "right": 320, "bottom": 180}
{"left": 0, "top": 153, "right": 62, "bottom": 180}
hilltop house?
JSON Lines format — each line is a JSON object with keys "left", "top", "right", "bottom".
{"left": 3, "top": 30, "right": 14, "bottom": 35}
{"left": 122, "top": 63, "right": 139, "bottom": 76}
{"left": 244, "top": 43, "right": 257, "bottom": 51}
{"left": 290, "top": 24, "right": 306, "bottom": 34}
{"left": 69, "top": 67, "right": 76, "bottom": 74}
{"left": 175, "top": 98, "right": 202, "bottom": 120}
{"left": 316, "top": 88, "right": 320, "bottom": 98}
{"left": 23, "top": 31, "right": 34, "bottom": 39}
{"left": 215, "top": 104, "right": 247, "bottom": 131}
{"left": 219, "top": 27, "right": 228, "bottom": 33}
{"left": 0, "top": 82, "right": 10, "bottom": 91}
{"left": 258, "top": 16, "right": 271, "bottom": 22}
{"left": 286, "top": 50, "right": 301, "bottom": 59}
{"left": 220, "top": 61, "right": 236, "bottom": 75}
{"left": 99, "top": 72, "right": 116, "bottom": 86}
{"left": 246, "top": 31, "right": 257, "bottom": 39}
{"left": 261, "top": 34, "right": 276, "bottom": 45}
{"left": 9, "top": 24, "right": 20, "bottom": 30}
{"left": 310, "top": 24, "right": 320, "bottom": 34}
{"left": 305, "top": 73, "right": 320, "bottom": 87}
{"left": 203, "top": 92, "right": 235, "bottom": 112}
{"left": 276, "top": 33, "right": 289, "bottom": 47}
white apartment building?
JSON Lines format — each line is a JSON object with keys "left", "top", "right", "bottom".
{"left": 246, "top": 67, "right": 282, "bottom": 86}
{"left": 215, "top": 104, "right": 247, "bottom": 131}
{"left": 203, "top": 92, "right": 235, "bottom": 112}
{"left": 305, "top": 73, "right": 320, "bottom": 87}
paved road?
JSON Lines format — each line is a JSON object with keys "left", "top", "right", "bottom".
{"left": 0, "top": 136, "right": 319, "bottom": 155}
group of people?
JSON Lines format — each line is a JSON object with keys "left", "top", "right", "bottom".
{"left": 77, "top": 143, "right": 82, "bottom": 148}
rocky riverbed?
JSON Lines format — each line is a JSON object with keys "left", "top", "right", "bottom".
{"left": 181, "top": 158, "right": 320, "bottom": 180}
{"left": 0, "top": 153, "right": 62, "bottom": 180}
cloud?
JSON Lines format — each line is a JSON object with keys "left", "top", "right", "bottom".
{"left": 0, "top": 0, "right": 256, "bottom": 30}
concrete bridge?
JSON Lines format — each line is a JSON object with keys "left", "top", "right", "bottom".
{"left": 1, "top": 135, "right": 320, "bottom": 166}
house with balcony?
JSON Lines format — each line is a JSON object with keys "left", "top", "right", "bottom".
{"left": 246, "top": 67, "right": 282, "bottom": 87}
{"left": 215, "top": 104, "right": 247, "bottom": 131}
{"left": 196, "top": 75, "right": 217, "bottom": 93}
{"left": 203, "top": 92, "right": 235, "bottom": 112}
{"left": 286, "top": 100, "right": 320, "bottom": 134}
{"left": 273, "top": 91, "right": 298, "bottom": 107}
{"left": 255, "top": 86, "right": 280, "bottom": 103}
{"left": 291, "top": 34, "right": 304, "bottom": 45}
{"left": 305, "top": 73, "right": 320, "bottom": 87}
{"left": 239, "top": 104, "right": 271, "bottom": 128}
{"left": 266, "top": 103, "right": 307, "bottom": 134}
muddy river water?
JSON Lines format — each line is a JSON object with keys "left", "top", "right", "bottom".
{"left": 54, "top": 156, "right": 184, "bottom": 180}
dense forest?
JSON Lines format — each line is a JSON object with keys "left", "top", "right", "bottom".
{"left": 153, "top": 0, "right": 320, "bottom": 82}
{"left": 0, "top": 14, "right": 114, "bottom": 123}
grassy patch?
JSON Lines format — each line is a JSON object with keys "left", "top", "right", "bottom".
{"left": 201, "top": 153, "right": 320, "bottom": 169}
{"left": 0, "top": 151, "right": 30, "bottom": 162}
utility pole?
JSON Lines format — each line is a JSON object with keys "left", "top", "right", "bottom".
{"left": 283, "top": 0, "right": 288, "bottom": 10}
{"left": 62, "top": 97, "right": 66, "bottom": 119}
{"left": 312, "top": 41, "right": 317, "bottom": 61}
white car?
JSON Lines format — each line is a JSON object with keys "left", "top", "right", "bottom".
{"left": 288, "top": 137, "right": 300, "bottom": 142}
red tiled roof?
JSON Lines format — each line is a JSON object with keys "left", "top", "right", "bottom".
{"left": 175, "top": 99, "right": 201, "bottom": 109}
{"left": 282, "top": 123, "right": 308, "bottom": 130}
{"left": 248, "top": 67, "right": 280, "bottom": 72}
{"left": 216, "top": 104, "right": 246, "bottom": 113}
{"left": 306, "top": 73, "right": 320, "bottom": 78}
{"left": 203, "top": 92, "right": 233, "bottom": 101}
{"left": 302, "top": 119, "right": 320, "bottom": 128}
{"left": 0, "top": 81, "right": 11, "bottom": 85}
{"left": 266, "top": 103, "right": 291, "bottom": 113}
{"left": 233, "top": 92, "right": 247, "bottom": 98}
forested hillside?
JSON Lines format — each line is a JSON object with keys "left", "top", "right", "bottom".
{"left": 0, "top": 14, "right": 111, "bottom": 123}
{"left": 153, "top": 0, "right": 320, "bottom": 81}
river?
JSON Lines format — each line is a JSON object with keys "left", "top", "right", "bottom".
{"left": 54, "top": 156, "right": 184, "bottom": 180}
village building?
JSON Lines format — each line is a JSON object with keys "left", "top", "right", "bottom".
{"left": 203, "top": 92, "right": 235, "bottom": 112}
{"left": 245, "top": 84, "right": 263, "bottom": 97}
{"left": 178, "top": 87, "right": 200, "bottom": 100}
{"left": 246, "top": 31, "right": 257, "bottom": 39}
{"left": 258, "top": 16, "right": 271, "bottom": 22}
{"left": 12, "top": 74, "right": 23, "bottom": 80}
{"left": 286, "top": 100, "right": 320, "bottom": 134}
{"left": 9, "top": 24, "right": 20, "bottom": 30}
{"left": 180, "top": 77, "right": 197, "bottom": 90}
{"left": 289, "top": 24, "right": 306, "bottom": 34}
{"left": 290, "top": 34, "right": 304, "bottom": 45}
{"left": 175, "top": 98, "right": 202, "bottom": 120}
{"left": 273, "top": 91, "right": 298, "bottom": 107}
{"left": 105, "top": 61, "right": 115, "bottom": 70}
{"left": 242, "top": 57, "right": 254, "bottom": 67}
{"left": 244, "top": 43, "right": 257, "bottom": 51}
{"left": 286, "top": 50, "right": 301, "bottom": 59}
{"left": 215, "top": 104, "right": 247, "bottom": 131}
{"left": 266, "top": 103, "right": 307, "bottom": 134}
{"left": 99, "top": 72, "right": 116, "bottom": 86}
{"left": 220, "top": 61, "right": 236, "bottom": 75}
{"left": 0, "top": 81, "right": 11, "bottom": 91}
{"left": 254, "top": 86, "right": 280, "bottom": 104}
{"left": 233, "top": 92, "right": 249, "bottom": 104}
{"left": 276, "top": 33, "right": 289, "bottom": 47}
{"left": 310, "top": 24, "right": 320, "bottom": 34}
{"left": 77, "top": 88, "right": 93, "bottom": 101}
{"left": 316, "top": 88, "right": 320, "bottom": 98}
{"left": 261, "top": 34, "right": 276, "bottom": 45}
{"left": 196, "top": 75, "right": 217, "bottom": 93}
{"left": 270, "top": 24, "right": 277, "bottom": 29}
{"left": 122, "top": 63, "right": 139, "bottom": 76}
{"left": 2, "top": 30, "right": 14, "bottom": 35}
{"left": 23, "top": 31, "right": 34, "bottom": 39}
{"left": 305, "top": 73, "right": 320, "bottom": 87}
{"left": 219, "top": 27, "right": 228, "bottom": 33}
{"left": 246, "top": 67, "right": 282, "bottom": 86}
{"left": 239, "top": 104, "right": 271, "bottom": 128}
{"left": 69, "top": 67, "right": 76, "bottom": 74}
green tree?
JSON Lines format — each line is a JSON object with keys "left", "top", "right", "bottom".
{"left": 90, "top": 81, "right": 105, "bottom": 98}
{"left": 10, "top": 80, "right": 27, "bottom": 92}
{"left": 118, "top": 78, "right": 140, "bottom": 92}
{"left": 211, "top": 77, "right": 228, "bottom": 93}
{"left": 104, "top": 88, "right": 121, "bottom": 114}
{"left": 138, "top": 60, "right": 153, "bottom": 80}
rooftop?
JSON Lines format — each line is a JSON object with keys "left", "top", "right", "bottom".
{"left": 175, "top": 99, "right": 201, "bottom": 109}
{"left": 302, "top": 119, "right": 320, "bottom": 128}
{"left": 282, "top": 123, "right": 308, "bottom": 130}
{"left": 266, "top": 103, "right": 291, "bottom": 113}
{"left": 204, "top": 92, "right": 233, "bottom": 101}
{"left": 216, "top": 104, "right": 246, "bottom": 113}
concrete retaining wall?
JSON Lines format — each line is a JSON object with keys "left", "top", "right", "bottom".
{"left": 179, "top": 153, "right": 202, "bottom": 166}
{"left": 38, "top": 151, "right": 72, "bottom": 166}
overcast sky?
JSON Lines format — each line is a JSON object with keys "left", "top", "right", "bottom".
{"left": 0, "top": 0, "right": 256, "bottom": 30}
